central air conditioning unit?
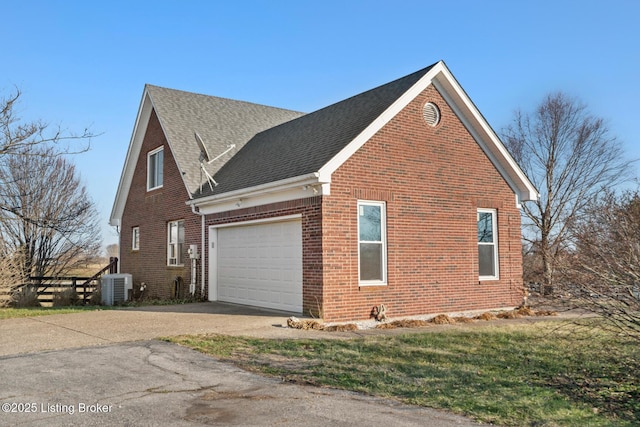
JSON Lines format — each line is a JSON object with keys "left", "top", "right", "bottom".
{"left": 101, "top": 273, "right": 133, "bottom": 306}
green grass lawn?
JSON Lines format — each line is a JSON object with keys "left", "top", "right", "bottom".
{"left": 168, "top": 322, "right": 639, "bottom": 426}
{"left": 0, "top": 306, "right": 107, "bottom": 319}
{"left": 0, "top": 298, "right": 198, "bottom": 319}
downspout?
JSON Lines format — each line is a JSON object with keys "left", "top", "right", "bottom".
{"left": 191, "top": 204, "right": 206, "bottom": 298}
{"left": 113, "top": 221, "right": 121, "bottom": 274}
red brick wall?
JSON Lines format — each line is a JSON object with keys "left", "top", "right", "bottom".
{"left": 130, "top": 85, "right": 524, "bottom": 320}
{"left": 320, "top": 85, "right": 525, "bottom": 322}
{"left": 120, "top": 110, "right": 200, "bottom": 299}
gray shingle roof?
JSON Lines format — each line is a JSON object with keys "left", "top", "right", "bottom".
{"left": 193, "top": 64, "right": 437, "bottom": 198}
{"left": 146, "top": 85, "right": 304, "bottom": 196}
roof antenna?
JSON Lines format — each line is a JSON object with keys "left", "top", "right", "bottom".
{"left": 194, "top": 131, "right": 236, "bottom": 191}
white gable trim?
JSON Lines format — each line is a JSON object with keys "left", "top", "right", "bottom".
{"left": 431, "top": 67, "right": 538, "bottom": 203}
{"left": 317, "top": 63, "right": 444, "bottom": 183}
{"left": 110, "top": 86, "right": 197, "bottom": 227}
{"left": 110, "top": 89, "right": 153, "bottom": 226}
{"left": 317, "top": 61, "right": 538, "bottom": 204}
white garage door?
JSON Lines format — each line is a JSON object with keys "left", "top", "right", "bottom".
{"left": 216, "top": 219, "right": 302, "bottom": 312}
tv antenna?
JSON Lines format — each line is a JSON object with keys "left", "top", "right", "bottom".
{"left": 194, "top": 131, "right": 236, "bottom": 191}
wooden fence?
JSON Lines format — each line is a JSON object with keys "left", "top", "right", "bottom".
{"left": 2, "top": 258, "right": 118, "bottom": 307}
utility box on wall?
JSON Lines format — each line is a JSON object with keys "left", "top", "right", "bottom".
{"left": 101, "top": 273, "right": 133, "bottom": 305}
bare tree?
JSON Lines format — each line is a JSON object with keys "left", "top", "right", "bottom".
{"left": 0, "top": 146, "right": 102, "bottom": 285}
{"left": 0, "top": 87, "right": 99, "bottom": 295}
{"left": 563, "top": 190, "right": 640, "bottom": 341}
{"left": 1, "top": 88, "right": 93, "bottom": 157}
{"left": 105, "top": 244, "right": 119, "bottom": 259}
{"left": 0, "top": 239, "right": 24, "bottom": 306}
{"left": 502, "top": 92, "right": 634, "bottom": 293}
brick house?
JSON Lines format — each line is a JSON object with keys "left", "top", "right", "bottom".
{"left": 110, "top": 61, "right": 537, "bottom": 322}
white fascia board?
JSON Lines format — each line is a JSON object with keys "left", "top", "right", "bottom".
{"left": 109, "top": 89, "right": 153, "bottom": 226}
{"left": 190, "top": 172, "right": 324, "bottom": 215}
{"left": 318, "top": 62, "right": 447, "bottom": 182}
{"left": 431, "top": 69, "right": 539, "bottom": 203}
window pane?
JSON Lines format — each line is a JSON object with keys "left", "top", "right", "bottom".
{"left": 156, "top": 149, "right": 163, "bottom": 186}
{"left": 149, "top": 156, "right": 156, "bottom": 188}
{"left": 178, "top": 221, "right": 185, "bottom": 243}
{"left": 359, "top": 205, "right": 381, "bottom": 241}
{"left": 149, "top": 149, "right": 163, "bottom": 188}
{"left": 478, "top": 212, "right": 494, "bottom": 243}
{"left": 360, "top": 243, "right": 382, "bottom": 281}
{"left": 169, "top": 222, "right": 177, "bottom": 243}
{"left": 479, "top": 245, "right": 495, "bottom": 277}
{"left": 132, "top": 228, "right": 139, "bottom": 249}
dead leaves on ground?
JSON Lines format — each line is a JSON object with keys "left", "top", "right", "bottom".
{"left": 287, "top": 307, "right": 557, "bottom": 332}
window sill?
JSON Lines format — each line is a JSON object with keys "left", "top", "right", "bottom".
{"left": 359, "top": 282, "right": 387, "bottom": 289}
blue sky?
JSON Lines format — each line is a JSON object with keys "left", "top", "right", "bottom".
{"left": 2, "top": 0, "right": 638, "bottom": 250}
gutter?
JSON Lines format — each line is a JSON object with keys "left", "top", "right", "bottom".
{"left": 187, "top": 172, "right": 323, "bottom": 208}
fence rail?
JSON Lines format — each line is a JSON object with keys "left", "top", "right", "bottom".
{"left": 3, "top": 257, "right": 118, "bottom": 306}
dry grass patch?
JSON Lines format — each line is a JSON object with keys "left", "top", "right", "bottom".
{"left": 376, "top": 319, "right": 431, "bottom": 329}
{"left": 452, "top": 316, "right": 475, "bottom": 323}
{"left": 475, "top": 312, "right": 497, "bottom": 321}
{"left": 324, "top": 323, "right": 358, "bottom": 332}
{"left": 430, "top": 314, "right": 456, "bottom": 324}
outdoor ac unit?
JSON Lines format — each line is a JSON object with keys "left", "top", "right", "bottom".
{"left": 101, "top": 274, "right": 133, "bottom": 306}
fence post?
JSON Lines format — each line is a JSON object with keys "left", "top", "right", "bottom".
{"left": 70, "top": 278, "right": 76, "bottom": 305}
{"left": 109, "top": 257, "right": 118, "bottom": 274}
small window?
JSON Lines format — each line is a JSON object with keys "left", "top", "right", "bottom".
{"left": 167, "top": 220, "right": 185, "bottom": 266}
{"left": 358, "top": 201, "right": 387, "bottom": 284}
{"left": 147, "top": 147, "right": 164, "bottom": 190}
{"left": 132, "top": 227, "right": 140, "bottom": 251}
{"left": 478, "top": 209, "right": 499, "bottom": 280}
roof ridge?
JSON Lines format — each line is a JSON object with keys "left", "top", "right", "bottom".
{"left": 316, "top": 63, "right": 438, "bottom": 112}
{"left": 144, "top": 83, "right": 304, "bottom": 115}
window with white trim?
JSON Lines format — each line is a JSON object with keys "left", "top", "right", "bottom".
{"left": 358, "top": 201, "right": 387, "bottom": 284}
{"left": 478, "top": 209, "right": 499, "bottom": 280}
{"left": 132, "top": 227, "right": 140, "bottom": 251}
{"left": 147, "top": 147, "right": 163, "bottom": 190}
{"left": 167, "top": 220, "right": 185, "bottom": 266}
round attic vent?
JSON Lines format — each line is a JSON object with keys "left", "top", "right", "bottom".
{"left": 423, "top": 102, "right": 441, "bottom": 127}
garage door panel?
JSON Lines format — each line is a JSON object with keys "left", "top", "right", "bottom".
{"left": 216, "top": 219, "right": 302, "bottom": 312}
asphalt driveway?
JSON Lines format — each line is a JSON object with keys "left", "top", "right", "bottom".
{"left": 0, "top": 303, "right": 490, "bottom": 426}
